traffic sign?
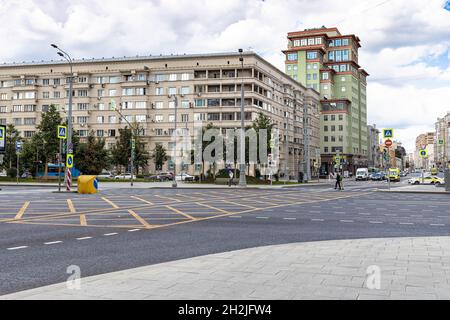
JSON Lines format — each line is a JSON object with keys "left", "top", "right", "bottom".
{"left": 57, "top": 125, "right": 67, "bottom": 139}
{"left": 67, "top": 143, "right": 73, "bottom": 154}
{"left": 15, "top": 141, "right": 23, "bottom": 153}
{"left": 383, "top": 129, "right": 394, "bottom": 139}
{"left": 419, "top": 149, "right": 428, "bottom": 158}
{"left": 0, "top": 124, "right": 5, "bottom": 154}
{"left": 385, "top": 139, "right": 393, "bottom": 148}
{"left": 439, "top": 139, "right": 444, "bottom": 145}
{"left": 66, "top": 154, "right": 74, "bottom": 168}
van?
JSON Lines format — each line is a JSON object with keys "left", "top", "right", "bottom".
{"left": 356, "top": 168, "right": 369, "bottom": 181}
{"left": 388, "top": 168, "right": 401, "bottom": 182}
{"left": 431, "top": 167, "right": 438, "bottom": 175}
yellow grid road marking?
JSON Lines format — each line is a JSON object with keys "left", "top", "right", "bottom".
{"left": 219, "top": 199, "right": 258, "bottom": 209}
{"left": 155, "top": 195, "right": 182, "bottom": 202}
{"left": 130, "top": 196, "right": 154, "bottom": 205}
{"left": 195, "top": 202, "right": 232, "bottom": 214}
{"left": 128, "top": 210, "right": 152, "bottom": 228}
{"left": 101, "top": 197, "right": 119, "bottom": 209}
{"left": 165, "top": 205, "right": 196, "bottom": 220}
{"left": 80, "top": 214, "right": 87, "bottom": 226}
{"left": 14, "top": 202, "right": 30, "bottom": 220}
{"left": 67, "top": 199, "right": 76, "bottom": 213}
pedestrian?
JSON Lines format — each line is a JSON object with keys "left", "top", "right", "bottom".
{"left": 228, "top": 170, "right": 234, "bottom": 187}
{"left": 335, "top": 172, "right": 343, "bottom": 190}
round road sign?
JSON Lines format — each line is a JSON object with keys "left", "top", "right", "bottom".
{"left": 385, "top": 139, "right": 393, "bottom": 147}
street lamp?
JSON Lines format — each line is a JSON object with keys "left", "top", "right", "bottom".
{"left": 51, "top": 44, "right": 74, "bottom": 191}
{"left": 169, "top": 94, "right": 178, "bottom": 188}
{"left": 238, "top": 49, "right": 247, "bottom": 187}
{"left": 112, "top": 101, "right": 136, "bottom": 187}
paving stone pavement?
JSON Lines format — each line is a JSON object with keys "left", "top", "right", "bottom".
{"left": 3, "top": 237, "right": 450, "bottom": 300}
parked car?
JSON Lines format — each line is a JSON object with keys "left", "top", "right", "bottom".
{"left": 408, "top": 176, "right": 444, "bottom": 185}
{"left": 21, "top": 171, "right": 33, "bottom": 178}
{"left": 97, "top": 171, "right": 114, "bottom": 179}
{"left": 175, "top": 173, "right": 194, "bottom": 181}
{"left": 114, "top": 173, "right": 136, "bottom": 180}
{"left": 147, "top": 172, "right": 173, "bottom": 181}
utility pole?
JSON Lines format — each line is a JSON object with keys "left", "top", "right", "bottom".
{"left": 238, "top": 49, "right": 247, "bottom": 187}
{"left": 284, "top": 109, "right": 289, "bottom": 184}
{"left": 303, "top": 101, "right": 311, "bottom": 182}
{"left": 51, "top": 44, "right": 74, "bottom": 192}
{"left": 171, "top": 95, "right": 178, "bottom": 188}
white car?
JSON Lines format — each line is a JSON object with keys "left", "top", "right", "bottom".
{"left": 114, "top": 173, "right": 136, "bottom": 180}
{"left": 97, "top": 171, "right": 114, "bottom": 179}
{"left": 408, "top": 176, "right": 444, "bottom": 185}
{"left": 175, "top": 173, "right": 194, "bottom": 181}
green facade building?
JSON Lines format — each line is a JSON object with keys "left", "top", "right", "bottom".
{"left": 283, "top": 27, "right": 369, "bottom": 175}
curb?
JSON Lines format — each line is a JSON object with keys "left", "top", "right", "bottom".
{"left": 376, "top": 189, "right": 450, "bottom": 195}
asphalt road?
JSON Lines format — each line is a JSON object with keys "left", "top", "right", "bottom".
{"left": 0, "top": 180, "right": 449, "bottom": 295}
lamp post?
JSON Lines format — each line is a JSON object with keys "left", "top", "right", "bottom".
{"left": 112, "top": 101, "right": 136, "bottom": 187}
{"left": 51, "top": 44, "right": 74, "bottom": 191}
{"left": 169, "top": 95, "right": 178, "bottom": 188}
{"left": 238, "top": 49, "right": 247, "bottom": 187}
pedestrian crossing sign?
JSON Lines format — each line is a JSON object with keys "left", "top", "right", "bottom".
{"left": 66, "top": 154, "right": 74, "bottom": 168}
{"left": 57, "top": 125, "right": 67, "bottom": 139}
{"left": 383, "top": 129, "right": 394, "bottom": 139}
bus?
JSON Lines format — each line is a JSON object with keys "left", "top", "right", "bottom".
{"left": 36, "top": 163, "right": 81, "bottom": 179}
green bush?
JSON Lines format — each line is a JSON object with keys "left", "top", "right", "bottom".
{"left": 7, "top": 167, "right": 17, "bottom": 178}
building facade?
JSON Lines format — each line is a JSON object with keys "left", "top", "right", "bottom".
{"left": 0, "top": 52, "right": 321, "bottom": 177}
{"left": 367, "top": 124, "right": 381, "bottom": 169}
{"left": 435, "top": 112, "right": 450, "bottom": 169}
{"left": 283, "top": 27, "right": 369, "bottom": 176}
{"left": 415, "top": 132, "right": 435, "bottom": 170}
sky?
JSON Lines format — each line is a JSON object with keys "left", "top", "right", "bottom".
{"left": 0, "top": 0, "right": 449, "bottom": 153}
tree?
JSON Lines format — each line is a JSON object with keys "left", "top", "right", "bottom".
{"left": 111, "top": 125, "right": 149, "bottom": 174}
{"left": 76, "top": 131, "right": 110, "bottom": 175}
{"left": 252, "top": 112, "right": 274, "bottom": 159}
{"left": 150, "top": 143, "right": 168, "bottom": 171}
{"left": 2, "top": 124, "right": 21, "bottom": 170}
{"left": 36, "top": 105, "right": 63, "bottom": 176}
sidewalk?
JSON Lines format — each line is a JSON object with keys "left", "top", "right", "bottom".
{"left": 378, "top": 184, "right": 450, "bottom": 194}
{"left": 3, "top": 237, "right": 450, "bottom": 300}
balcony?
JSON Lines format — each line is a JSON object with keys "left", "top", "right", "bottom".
{"left": 321, "top": 99, "right": 350, "bottom": 113}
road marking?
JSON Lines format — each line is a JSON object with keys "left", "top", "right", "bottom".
{"left": 101, "top": 197, "right": 119, "bottom": 209}
{"left": 128, "top": 210, "right": 152, "bottom": 228}
{"left": 155, "top": 195, "right": 182, "bottom": 203}
{"left": 220, "top": 199, "right": 257, "bottom": 209}
{"left": 80, "top": 214, "right": 87, "bottom": 226}
{"left": 256, "top": 217, "right": 269, "bottom": 219}
{"left": 399, "top": 222, "right": 414, "bottom": 225}
{"left": 14, "top": 201, "right": 30, "bottom": 220}
{"left": 430, "top": 224, "right": 445, "bottom": 227}
{"left": 358, "top": 213, "right": 371, "bottom": 216}
{"left": 130, "top": 196, "right": 154, "bottom": 205}
{"left": 229, "top": 216, "right": 242, "bottom": 218}
{"left": 104, "top": 233, "right": 118, "bottom": 236}
{"left": 284, "top": 218, "right": 297, "bottom": 220}
{"left": 67, "top": 199, "right": 76, "bottom": 213}
{"left": 44, "top": 241, "right": 62, "bottom": 245}
{"left": 7, "top": 246, "right": 28, "bottom": 251}
{"left": 340, "top": 220, "right": 354, "bottom": 223}
{"left": 311, "top": 219, "right": 324, "bottom": 222}
{"left": 369, "top": 221, "right": 384, "bottom": 224}
{"left": 196, "top": 202, "right": 231, "bottom": 214}
{"left": 166, "top": 205, "right": 196, "bottom": 220}
{"left": 76, "top": 237, "right": 92, "bottom": 241}
{"left": 128, "top": 229, "right": 141, "bottom": 232}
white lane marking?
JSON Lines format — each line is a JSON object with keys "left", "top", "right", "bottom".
{"left": 399, "top": 222, "right": 414, "bottom": 225}
{"left": 310, "top": 211, "right": 321, "bottom": 213}
{"left": 256, "top": 217, "right": 269, "bottom": 219}
{"left": 104, "top": 233, "right": 118, "bottom": 236}
{"left": 384, "top": 214, "right": 397, "bottom": 217}
{"left": 340, "top": 220, "right": 354, "bottom": 223}
{"left": 44, "top": 241, "right": 63, "bottom": 245}
{"left": 369, "top": 221, "right": 384, "bottom": 224}
{"left": 229, "top": 216, "right": 242, "bottom": 218}
{"left": 76, "top": 237, "right": 92, "bottom": 241}
{"left": 311, "top": 219, "right": 324, "bottom": 222}
{"left": 358, "top": 213, "right": 371, "bottom": 216}
{"left": 335, "top": 212, "right": 346, "bottom": 214}
{"left": 7, "top": 246, "right": 28, "bottom": 251}
{"left": 430, "top": 224, "right": 445, "bottom": 227}
{"left": 128, "top": 229, "right": 141, "bottom": 232}
{"left": 284, "top": 218, "right": 297, "bottom": 221}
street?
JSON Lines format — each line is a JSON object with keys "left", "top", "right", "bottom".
{"left": 1, "top": 180, "right": 449, "bottom": 296}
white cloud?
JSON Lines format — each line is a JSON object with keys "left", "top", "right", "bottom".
{"left": 0, "top": 0, "right": 449, "bottom": 153}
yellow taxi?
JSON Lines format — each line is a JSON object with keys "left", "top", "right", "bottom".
{"left": 408, "top": 176, "right": 444, "bottom": 185}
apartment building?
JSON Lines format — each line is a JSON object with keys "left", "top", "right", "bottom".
{"left": 283, "top": 27, "right": 369, "bottom": 176}
{"left": 435, "top": 112, "right": 450, "bottom": 169}
{"left": 414, "top": 132, "right": 435, "bottom": 169}
{"left": 0, "top": 52, "right": 320, "bottom": 177}
{"left": 367, "top": 124, "right": 381, "bottom": 169}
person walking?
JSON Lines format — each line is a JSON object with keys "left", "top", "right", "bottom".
{"left": 228, "top": 170, "right": 234, "bottom": 187}
{"left": 335, "top": 172, "right": 343, "bottom": 190}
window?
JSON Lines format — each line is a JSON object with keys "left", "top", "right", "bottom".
{"left": 335, "top": 39, "right": 342, "bottom": 46}
{"left": 122, "top": 101, "right": 133, "bottom": 109}
{"left": 307, "top": 64, "right": 311, "bottom": 70}
{"left": 13, "top": 118, "right": 22, "bottom": 125}
{"left": 98, "top": 103, "right": 105, "bottom": 110}
{"left": 331, "top": 136, "right": 336, "bottom": 142}
{"left": 308, "top": 38, "right": 315, "bottom": 45}
{"left": 293, "top": 40, "right": 300, "bottom": 47}
{"left": 78, "top": 76, "right": 88, "bottom": 83}
{"left": 194, "top": 113, "right": 206, "bottom": 121}
{"left": 98, "top": 89, "right": 104, "bottom": 97}
{"left": 24, "top": 118, "right": 36, "bottom": 125}
{"left": 287, "top": 65, "right": 292, "bottom": 71}
{"left": 109, "top": 116, "right": 117, "bottom": 123}
{"left": 315, "top": 37, "right": 322, "bottom": 45}
{"left": 24, "top": 131, "right": 35, "bottom": 138}
{"left": 324, "top": 147, "right": 329, "bottom": 153}
{"left": 313, "top": 74, "right": 318, "bottom": 80}
{"left": 109, "top": 89, "right": 117, "bottom": 96}
{"left": 135, "top": 101, "right": 147, "bottom": 109}
{"left": 181, "top": 114, "right": 189, "bottom": 122}
{"left": 313, "top": 63, "right": 318, "bottom": 69}
{"left": 306, "top": 51, "right": 318, "bottom": 59}
{"left": 341, "top": 87, "right": 346, "bottom": 92}
{"left": 97, "top": 116, "right": 104, "bottom": 124}
{"left": 0, "top": 106, "right": 6, "bottom": 113}
{"left": 169, "top": 74, "right": 177, "bottom": 81}
{"left": 168, "top": 87, "right": 177, "bottom": 95}
{"left": 110, "top": 76, "right": 121, "bottom": 84}
{"left": 324, "top": 126, "right": 328, "bottom": 132}
{"left": 307, "top": 74, "right": 312, "bottom": 80}
{"left": 155, "top": 129, "right": 163, "bottom": 136}
{"left": 155, "top": 74, "right": 165, "bottom": 82}
{"left": 154, "top": 101, "right": 163, "bottom": 109}
{"left": 181, "top": 100, "right": 190, "bottom": 108}
{"left": 324, "top": 115, "right": 328, "bottom": 121}
{"left": 301, "top": 39, "right": 307, "bottom": 46}
{"left": 78, "top": 130, "right": 88, "bottom": 137}
{"left": 43, "top": 92, "right": 50, "bottom": 99}
{"left": 323, "top": 85, "right": 329, "bottom": 90}
{"left": 77, "top": 116, "right": 88, "bottom": 124}
{"left": 155, "top": 87, "right": 164, "bottom": 95}
{"left": 155, "top": 115, "right": 164, "bottom": 122}
{"left": 324, "top": 136, "right": 328, "bottom": 142}
{"left": 339, "top": 125, "right": 343, "bottom": 131}
{"left": 342, "top": 39, "right": 349, "bottom": 46}
{"left": 207, "top": 99, "right": 220, "bottom": 107}
{"left": 137, "top": 74, "right": 146, "bottom": 81}
{"left": 195, "top": 99, "right": 205, "bottom": 107}
{"left": 108, "top": 129, "right": 116, "bottom": 137}
{"left": 13, "top": 105, "right": 24, "bottom": 112}
{"left": 53, "top": 91, "right": 61, "bottom": 99}
{"left": 181, "top": 73, "right": 190, "bottom": 81}
{"left": 287, "top": 53, "right": 298, "bottom": 61}
{"left": 331, "top": 125, "right": 336, "bottom": 132}
{"left": 331, "top": 115, "right": 336, "bottom": 121}
{"left": 293, "top": 65, "right": 298, "bottom": 71}
{"left": 136, "top": 88, "right": 146, "bottom": 95}
{"left": 122, "top": 88, "right": 134, "bottom": 96}
{"left": 339, "top": 115, "right": 343, "bottom": 121}
{"left": 168, "top": 115, "right": 175, "bottom": 122}
{"left": 168, "top": 101, "right": 175, "bottom": 109}
{"left": 78, "top": 90, "right": 88, "bottom": 97}
{"left": 96, "top": 76, "right": 108, "bottom": 84}
{"left": 0, "top": 93, "right": 7, "bottom": 100}
{"left": 136, "top": 115, "right": 146, "bottom": 123}
{"left": 97, "top": 130, "right": 104, "bottom": 137}
{"left": 78, "top": 103, "right": 89, "bottom": 110}
{"left": 181, "top": 87, "right": 190, "bottom": 95}
{"left": 207, "top": 113, "right": 220, "bottom": 121}
{"left": 42, "top": 79, "right": 50, "bottom": 86}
